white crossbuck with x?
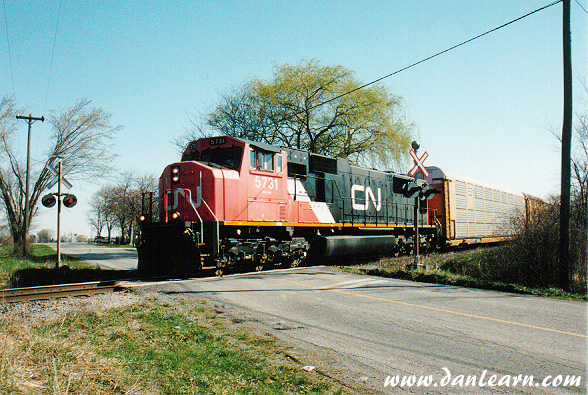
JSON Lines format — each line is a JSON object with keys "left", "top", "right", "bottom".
{"left": 409, "top": 149, "right": 429, "bottom": 178}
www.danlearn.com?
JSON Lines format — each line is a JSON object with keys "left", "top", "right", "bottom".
{"left": 384, "top": 368, "right": 582, "bottom": 389}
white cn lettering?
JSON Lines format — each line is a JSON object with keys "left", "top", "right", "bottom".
{"left": 167, "top": 186, "right": 202, "bottom": 211}
{"left": 351, "top": 184, "right": 382, "bottom": 211}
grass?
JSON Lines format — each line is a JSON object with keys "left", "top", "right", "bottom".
{"left": 0, "top": 297, "right": 346, "bottom": 394}
{"left": 340, "top": 247, "right": 587, "bottom": 302}
{"left": 0, "top": 245, "right": 347, "bottom": 393}
{"left": 0, "top": 245, "right": 96, "bottom": 289}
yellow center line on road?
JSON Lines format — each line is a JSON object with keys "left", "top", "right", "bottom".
{"left": 286, "top": 280, "right": 587, "bottom": 339}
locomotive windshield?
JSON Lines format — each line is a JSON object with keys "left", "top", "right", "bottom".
{"left": 189, "top": 146, "right": 242, "bottom": 170}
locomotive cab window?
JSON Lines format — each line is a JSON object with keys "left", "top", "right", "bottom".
{"left": 181, "top": 151, "right": 199, "bottom": 161}
{"left": 276, "top": 154, "right": 282, "bottom": 173}
{"left": 198, "top": 146, "right": 242, "bottom": 170}
{"left": 250, "top": 148, "right": 275, "bottom": 172}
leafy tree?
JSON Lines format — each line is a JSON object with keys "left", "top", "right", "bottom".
{"left": 0, "top": 96, "right": 121, "bottom": 257}
{"left": 188, "top": 60, "right": 414, "bottom": 169}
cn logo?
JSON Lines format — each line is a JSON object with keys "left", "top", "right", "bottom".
{"left": 351, "top": 185, "right": 382, "bottom": 211}
{"left": 167, "top": 186, "right": 202, "bottom": 211}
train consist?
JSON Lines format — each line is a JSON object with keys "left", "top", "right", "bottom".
{"left": 137, "top": 136, "right": 530, "bottom": 275}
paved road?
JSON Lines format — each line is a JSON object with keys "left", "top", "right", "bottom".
{"left": 145, "top": 267, "right": 586, "bottom": 394}
{"left": 52, "top": 244, "right": 586, "bottom": 394}
{"left": 46, "top": 243, "right": 137, "bottom": 270}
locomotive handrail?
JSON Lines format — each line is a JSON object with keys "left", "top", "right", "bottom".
{"left": 175, "top": 187, "right": 204, "bottom": 245}
{"left": 200, "top": 196, "right": 220, "bottom": 255}
{"left": 327, "top": 177, "right": 345, "bottom": 223}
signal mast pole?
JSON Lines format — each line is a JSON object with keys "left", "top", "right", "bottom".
{"left": 56, "top": 162, "right": 63, "bottom": 268}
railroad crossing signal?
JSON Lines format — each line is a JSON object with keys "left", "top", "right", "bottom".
{"left": 41, "top": 194, "right": 56, "bottom": 208}
{"left": 409, "top": 149, "right": 429, "bottom": 178}
{"left": 43, "top": 161, "right": 77, "bottom": 210}
{"left": 46, "top": 163, "right": 73, "bottom": 190}
{"left": 41, "top": 192, "right": 77, "bottom": 209}
{"left": 63, "top": 194, "right": 77, "bottom": 208}
{"left": 42, "top": 161, "right": 75, "bottom": 269}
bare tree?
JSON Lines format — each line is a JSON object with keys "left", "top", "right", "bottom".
{"left": 89, "top": 186, "right": 117, "bottom": 242}
{"left": 0, "top": 96, "right": 122, "bottom": 257}
{"left": 87, "top": 192, "right": 109, "bottom": 238}
{"left": 37, "top": 229, "right": 54, "bottom": 243}
{"left": 89, "top": 172, "right": 157, "bottom": 245}
{"left": 572, "top": 97, "right": 587, "bottom": 216}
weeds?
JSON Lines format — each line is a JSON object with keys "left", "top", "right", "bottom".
{"left": 0, "top": 297, "right": 344, "bottom": 394}
{"left": 342, "top": 247, "right": 587, "bottom": 301}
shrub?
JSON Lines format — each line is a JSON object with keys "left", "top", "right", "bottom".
{"left": 495, "top": 198, "right": 586, "bottom": 293}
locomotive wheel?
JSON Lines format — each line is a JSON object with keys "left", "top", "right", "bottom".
{"left": 289, "top": 258, "right": 301, "bottom": 268}
{"left": 289, "top": 250, "right": 307, "bottom": 268}
{"left": 254, "top": 253, "right": 268, "bottom": 272}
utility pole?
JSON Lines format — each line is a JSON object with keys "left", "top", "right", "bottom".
{"left": 559, "top": 0, "right": 572, "bottom": 291}
{"left": 16, "top": 114, "right": 44, "bottom": 251}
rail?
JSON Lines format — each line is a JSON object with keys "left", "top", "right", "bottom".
{"left": 0, "top": 281, "right": 121, "bottom": 304}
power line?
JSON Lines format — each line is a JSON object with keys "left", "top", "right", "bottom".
{"left": 2, "top": 0, "right": 15, "bottom": 95}
{"left": 574, "top": 0, "right": 587, "bottom": 14}
{"left": 44, "top": 0, "right": 63, "bottom": 111}
{"left": 304, "top": 0, "right": 563, "bottom": 114}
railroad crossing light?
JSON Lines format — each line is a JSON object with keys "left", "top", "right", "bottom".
{"left": 41, "top": 194, "right": 56, "bottom": 208}
{"left": 393, "top": 177, "right": 420, "bottom": 198}
{"left": 171, "top": 166, "right": 180, "bottom": 184}
{"left": 403, "top": 182, "right": 421, "bottom": 198}
{"left": 63, "top": 194, "right": 77, "bottom": 208}
{"left": 420, "top": 185, "right": 440, "bottom": 200}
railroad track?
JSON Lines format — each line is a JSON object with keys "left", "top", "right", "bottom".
{"left": 0, "top": 281, "right": 122, "bottom": 304}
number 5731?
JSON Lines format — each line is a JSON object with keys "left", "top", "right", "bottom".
{"left": 255, "top": 175, "right": 278, "bottom": 190}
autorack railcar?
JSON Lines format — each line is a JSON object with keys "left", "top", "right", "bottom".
{"left": 417, "top": 167, "right": 540, "bottom": 247}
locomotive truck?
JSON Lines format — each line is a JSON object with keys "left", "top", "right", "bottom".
{"left": 137, "top": 136, "right": 439, "bottom": 275}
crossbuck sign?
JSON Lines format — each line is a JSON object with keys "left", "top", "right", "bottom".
{"left": 46, "top": 163, "right": 73, "bottom": 190}
{"left": 409, "top": 149, "right": 429, "bottom": 178}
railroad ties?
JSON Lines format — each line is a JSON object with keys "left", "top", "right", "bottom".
{"left": 0, "top": 281, "right": 121, "bottom": 304}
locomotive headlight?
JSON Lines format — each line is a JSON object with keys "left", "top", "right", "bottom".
{"left": 139, "top": 215, "right": 146, "bottom": 222}
{"left": 171, "top": 211, "right": 181, "bottom": 220}
{"left": 171, "top": 166, "right": 180, "bottom": 184}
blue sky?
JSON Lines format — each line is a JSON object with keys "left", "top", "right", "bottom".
{"left": 1, "top": 1, "right": 586, "bottom": 237}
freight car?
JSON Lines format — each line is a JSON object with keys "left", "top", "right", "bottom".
{"left": 137, "top": 136, "right": 438, "bottom": 275}
{"left": 417, "top": 167, "right": 532, "bottom": 247}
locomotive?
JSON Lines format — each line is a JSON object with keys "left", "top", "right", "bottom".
{"left": 137, "top": 136, "right": 439, "bottom": 275}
